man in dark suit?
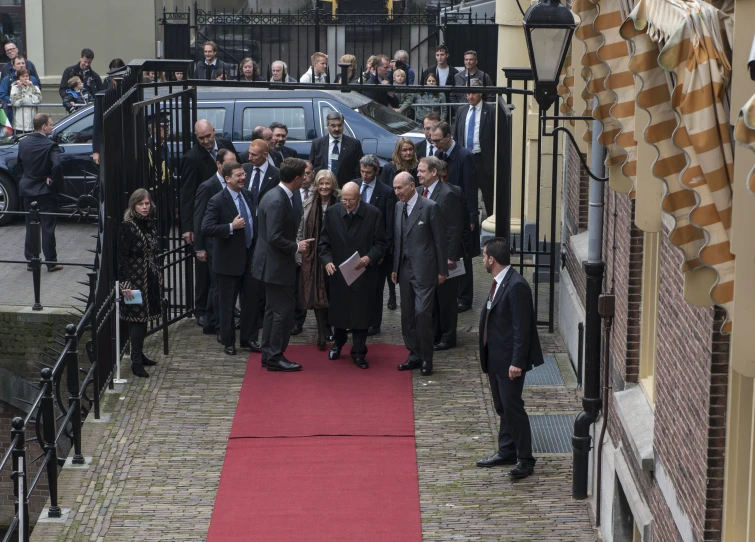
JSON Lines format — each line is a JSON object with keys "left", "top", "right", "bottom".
{"left": 194, "top": 149, "right": 237, "bottom": 338}
{"left": 362, "top": 55, "right": 399, "bottom": 108}
{"left": 18, "top": 113, "right": 63, "bottom": 272}
{"left": 252, "top": 157, "right": 315, "bottom": 372}
{"left": 415, "top": 111, "right": 442, "bottom": 161}
{"left": 391, "top": 172, "right": 448, "bottom": 376}
{"left": 454, "top": 80, "right": 496, "bottom": 216}
{"left": 269, "top": 122, "right": 298, "bottom": 168}
{"left": 354, "top": 154, "right": 396, "bottom": 336}
{"left": 309, "top": 111, "right": 364, "bottom": 188}
{"left": 476, "top": 237, "right": 544, "bottom": 479}
{"left": 417, "top": 157, "right": 463, "bottom": 351}
{"left": 201, "top": 162, "right": 258, "bottom": 356}
{"left": 319, "top": 182, "right": 387, "bottom": 369}
{"left": 431, "top": 121, "right": 480, "bottom": 313}
{"left": 291, "top": 160, "right": 314, "bottom": 336}
{"left": 192, "top": 41, "right": 231, "bottom": 80}
{"left": 242, "top": 140, "right": 280, "bottom": 223}
{"left": 179, "top": 119, "right": 237, "bottom": 328}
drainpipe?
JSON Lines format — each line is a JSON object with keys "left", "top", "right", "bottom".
{"left": 572, "top": 120, "right": 606, "bottom": 499}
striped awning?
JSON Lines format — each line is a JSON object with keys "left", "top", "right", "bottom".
{"left": 560, "top": 0, "right": 736, "bottom": 332}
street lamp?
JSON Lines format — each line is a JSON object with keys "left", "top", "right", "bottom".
{"left": 522, "top": 0, "right": 576, "bottom": 110}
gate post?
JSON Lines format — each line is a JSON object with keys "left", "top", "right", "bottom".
{"left": 11, "top": 417, "right": 29, "bottom": 542}
{"left": 39, "top": 367, "right": 61, "bottom": 518}
{"left": 65, "top": 323, "right": 85, "bottom": 464}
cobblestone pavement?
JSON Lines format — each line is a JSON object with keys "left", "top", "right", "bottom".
{"left": 30, "top": 258, "right": 596, "bottom": 541}
{"left": 0, "top": 220, "right": 97, "bottom": 309}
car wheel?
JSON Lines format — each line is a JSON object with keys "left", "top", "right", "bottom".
{"left": 0, "top": 173, "right": 19, "bottom": 226}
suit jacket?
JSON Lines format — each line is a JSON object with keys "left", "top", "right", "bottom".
{"left": 201, "top": 187, "right": 256, "bottom": 276}
{"left": 318, "top": 202, "right": 386, "bottom": 330}
{"left": 192, "top": 60, "right": 232, "bottom": 80}
{"left": 17, "top": 133, "right": 63, "bottom": 197}
{"left": 179, "top": 137, "right": 237, "bottom": 233}
{"left": 379, "top": 161, "right": 418, "bottom": 187}
{"left": 354, "top": 178, "right": 396, "bottom": 250}
{"left": 309, "top": 134, "right": 364, "bottom": 188}
{"left": 270, "top": 145, "right": 297, "bottom": 168}
{"left": 479, "top": 267, "right": 544, "bottom": 375}
{"left": 393, "top": 194, "right": 448, "bottom": 287}
{"left": 454, "top": 102, "right": 496, "bottom": 175}
{"left": 193, "top": 174, "right": 225, "bottom": 253}
{"left": 445, "top": 182, "right": 476, "bottom": 258}
{"left": 421, "top": 65, "right": 460, "bottom": 87}
{"left": 426, "top": 182, "right": 464, "bottom": 262}
{"left": 251, "top": 185, "right": 301, "bottom": 286}
{"left": 414, "top": 139, "right": 440, "bottom": 160}
{"left": 443, "top": 143, "right": 479, "bottom": 223}
{"left": 362, "top": 73, "right": 400, "bottom": 108}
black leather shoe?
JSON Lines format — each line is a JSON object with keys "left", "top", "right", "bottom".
{"left": 224, "top": 345, "right": 236, "bottom": 356}
{"left": 291, "top": 324, "right": 303, "bottom": 336}
{"left": 141, "top": 354, "right": 157, "bottom": 367}
{"left": 266, "top": 359, "right": 302, "bottom": 372}
{"left": 508, "top": 462, "right": 534, "bottom": 479}
{"left": 420, "top": 361, "right": 433, "bottom": 376}
{"left": 197, "top": 316, "right": 206, "bottom": 327}
{"left": 397, "top": 359, "right": 421, "bottom": 371}
{"left": 328, "top": 344, "right": 342, "bottom": 360}
{"left": 457, "top": 303, "right": 471, "bottom": 313}
{"left": 240, "top": 340, "right": 262, "bottom": 352}
{"left": 367, "top": 327, "right": 380, "bottom": 336}
{"left": 131, "top": 364, "right": 149, "bottom": 378}
{"left": 353, "top": 357, "right": 369, "bottom": 369}
{"left": 234, "top": 308, "right": 241, "bottom": 318}
{"left": 387, "top": 297, "right": 397, "bottom": 310}
{"left": 203, "top": 328, "right": 216, "bottom": 335}
{"left": 476, "top": 453, "right": 518, "bottom": 468}
{"left": 433, "top": 342, "right": 455, "bottom": 351}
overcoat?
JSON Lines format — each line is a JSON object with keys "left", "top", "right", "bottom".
{"left": 318, "top": 202, "right": 386, "bottom": 330}
{"left": 117, "top": 216, "right": 162, "bottom": 323}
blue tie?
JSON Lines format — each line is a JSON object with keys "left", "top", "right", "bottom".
{"left": 237, "top": 193, "right": 252, "bottom": 249}
{"left": 331, "top": 140, "right": 340, "bottom": 175}
{"left": 466, "top": 106, "right": 476, "bottom": 149}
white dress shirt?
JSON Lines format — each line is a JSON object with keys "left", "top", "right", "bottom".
{"left": 249, "top": 161, "right": 268, "bottom": 189}
{"left": 491, "top": 266, "right": 512, "bottom": 301}
{"left": 215, "top": 172, "right": 225, "bottom": 189}
{"left": 300, "top": 186, "right": 311, "bottom": 202}
{"left": 405, "top": 190, "right": 419, "bottom": 216}
{"left": 465, "top": 101, "right": 483, "bottom": 154}
{"left": 425, "top": 141, "right": 436, "bottom": 158}
{"left": 422, "top": 180, "right": 439, "bottom": 198}
{"left": 360, "top": 180, "right": 376, "bottom": 204}
{"left": 279, "top": 182, "right": 294, "bottom": 207}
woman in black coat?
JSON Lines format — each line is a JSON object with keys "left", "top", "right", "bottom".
{"left": 118, "top": 188, "right": 163, "bottom": 377}
{"left": 379, "top": 137, "right": 419, "bottom": 187}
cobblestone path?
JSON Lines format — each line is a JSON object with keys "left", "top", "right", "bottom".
{"left": 31, "top": 258, "right": 596, "bottom": 541}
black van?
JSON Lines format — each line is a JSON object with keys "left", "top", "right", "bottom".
{"left": 0, "top": 88, "right": 423, "bottom": 225}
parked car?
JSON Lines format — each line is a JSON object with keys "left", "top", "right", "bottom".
{"left": 0, "top": 88, "right": 423, "bottom": 226}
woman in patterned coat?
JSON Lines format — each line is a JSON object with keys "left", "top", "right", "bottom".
{"left": 118, "top": 188, "right": 163, "bottom": 378}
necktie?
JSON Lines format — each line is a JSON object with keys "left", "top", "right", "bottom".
{"left": 303, "top": 187, "right": 309, "bottom": 200}
{"left": 251, "top": 168, "right": 261, "bottom": 209}
{"left": 331, "top": 140, "right": 340, "bottom": 175}
{"left": 237, "top": 193, "right": 252, "bottom": 249}
{"left": 422, "top": 187, "right": 429, "bottom": 198}
{"left": 435, "top": 149, "right": 446, "bottom": 161}
{"left": 483, "top": 279, "right": 497, "bottom": 345}
{"left": 362, "top": 183, "right": 371, "bottom": 203}
{"left": 403, "top": 204, "right": 409, "bottom": 220}
{"left": 428, "top": 144, "right": 434, "bottom": 157}
{"left": 466, "top": 106, "right": 476, "bottom": 149}
{"left": 346, "top": 211, "right": 354, "bottom": 228}
{"left": 210, "top": 148, "right": 217, "bottom": 161}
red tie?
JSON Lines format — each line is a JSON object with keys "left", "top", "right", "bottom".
{"left": 483, "top": 279, "right": 497, "bottom": 345}
{"left": 422, "top": 187, "right": 429, "bottom": 198}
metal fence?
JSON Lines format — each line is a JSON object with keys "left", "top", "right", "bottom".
{"left": 160, "top": 4, "right": 497, "bottom": 83}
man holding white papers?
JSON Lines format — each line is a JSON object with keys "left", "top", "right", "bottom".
{"left": 416, "top": 157, "right": 464, "bottom": 351}
{"left": 319, "top": 182, "right": 386, "bottom": 369}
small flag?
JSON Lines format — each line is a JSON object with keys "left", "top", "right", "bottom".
{"left": 0, "top": 109, "right": 13, "bottom": 137}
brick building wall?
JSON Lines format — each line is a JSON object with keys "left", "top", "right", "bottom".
{"left": 563, "top": 142, "right": 589, "bottom": 305}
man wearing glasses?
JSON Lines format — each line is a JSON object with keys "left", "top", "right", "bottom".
{"left": 1, "top": 42, "right": 39, "bottom": 81}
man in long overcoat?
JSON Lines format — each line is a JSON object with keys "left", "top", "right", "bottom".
{"left": 319, "top": 182, "right": 387, "bottom": 369}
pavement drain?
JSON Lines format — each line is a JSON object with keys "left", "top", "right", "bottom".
{"left": 525, "top": 354, "right": 565, "bottom": 387}
{"left": 531, "top": 414, "right": 575, "bottom": 454}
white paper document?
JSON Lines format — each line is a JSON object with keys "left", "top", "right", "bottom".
{"left": 123, "top": 290, "right": 143, "bottom": 305}
{"left": 339, "top": 251, "right": 365, "bottom": 286}
{"left": 447, "top": 259, "right": 465, "bottom": 279}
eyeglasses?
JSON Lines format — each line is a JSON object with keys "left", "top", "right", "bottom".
{"left": 5, "top": 46, "right": 17, "bottom": 52}
{"left": 430, "top": 137, "right": 446, "bottom": 144}
{"left": 341, "top": 198, "right": 358, "bottom": 203}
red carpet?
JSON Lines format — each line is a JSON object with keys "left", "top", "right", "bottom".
{"left": 207, "top": 344, "right": 423, "bottom": 541}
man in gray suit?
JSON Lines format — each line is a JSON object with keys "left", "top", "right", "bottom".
{"left": 251, "top": 157, "right": 315, "bottom": 372}
{"left": 391, "top": 172, "right": 448, "bottom": 376}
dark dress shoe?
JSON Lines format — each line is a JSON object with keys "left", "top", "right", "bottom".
{"left": 266, "top": 359, "right": 302, "bottom": 372}
{"left": 328, "top": 344, "right": 342, "bottom": 360}
{"left": 197, "top": 316, "right": 206, "bottom": 327}
{"left": 397, "top": 359, "right": 421, "bottom": 371}
{"left": 433, "top": 342, "right": 454, "bottom": 351}
{"left": 47, "top": 264, "right": 64, "bottom": 272}
{"left": 367, "top": 327, "right": 380, "bottom": 336}
{"left": 290, "top": 324, "right": 303, "bottom": 336}
{"left": 457, "top": 303, "right": 471, "bottom": 313}
{"left": 387, "top": 297, "right": 397, "bottom": 310}
{"left": 353, "top": 357, "right": 369, "bottom": 369}
{"left": 131, "top": 364, "right": 149, "bottom": 378}
{"left": 224, "top": 345, "right": 237, "bottom": 356}
{"left": 420, "top": 361, "right": 433, "bottom": 376}
{"left": 234, "top": 308, "right": 241, "bottom": 318}
{"left": 476, "top": 452, "right": 518, "bottom": 468}
{"left": 240, "top": 340, "right": 262, "bottom": 352}
{"left": 202, "top": 328, "right": 217, "bottom": 335}
{"left": 141, "top": 354, "right": 157, "bottom": 367}
{"left": 27, "top": 264, "right": 33, "bottom": 271}
{"left": 508, "top": 462, "right": 534, "bottom": 479}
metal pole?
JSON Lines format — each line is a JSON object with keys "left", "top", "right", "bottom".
{"left": 548, "top": 97, "right": 560, "bottom": 333}
{"left": 11, "top": 417, "right": 28, "bottom": 542}
{"left": 39, "top": 368, "right": 60, "bottom": 518}
{"left": 29, "top": 202, "right": 42, "bottom": 311}
{"left": 65, "top": 323, "right": 85, "bottom": 463}
{"left": 113, "top": 281, "right": 127, "bottom": 384}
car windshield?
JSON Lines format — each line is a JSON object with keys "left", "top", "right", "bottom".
{"left": 355, "top": 101, "right": 420, "bottom": 135}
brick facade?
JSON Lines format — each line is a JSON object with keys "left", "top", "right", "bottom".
{"left": 563, "top": 140, "right": 589, "bottom": 306}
